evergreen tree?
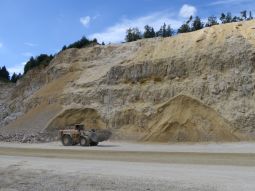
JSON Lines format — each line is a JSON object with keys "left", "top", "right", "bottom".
{"left": 187, "top": 16, "right": 193, "bottom": 24}
{"left": 220, "top": 13, "right": 226, "bottom": 23}
{"left": 125, "top": 28, "right": 133, "bottom": 42}
{"left": 191, "top": 16, "right": 204, "bottom": 31}
{"left": 11, "top": 73, "right": 17, "bottom": 83}
{"left": 102, "top": 42, "right": 105, "bottom": 45}
{"left": 166, "top": 25, "right": 174, "bottom": 37}
{"left": 17, "top": 73, "right": 22, "bottom": 79}
{"left": 225, "top": 12, "right": 233, "bottom": 23}
{"left": 92, "top": 38, "right": 98, "bottom": 43}
{"left": 62, "top": 45, "right": 67, "bottom": 51}
{"left": 248, "top": 11, "right": 253, "bottom": 20}
{"left": 162, "top": 23, "right": 167, "bottom": 37}
{"left": 220, "top": 12, "right": 232, "bottom": 23}
{"left": 24, "top": 57, "right": 35, "bottom": 74}
{"left": 156, "top": 23, "right": 166, "bottom": 37}
{"left": 0, "top": 66, "right": 10, "bottom": 81}
{"left": 205, "top": 16, "right": 219, "bottom": 27}
{"left": 10, "top": 72, "right": 22, "bottom": 83}
{"left": 240, "top": 10, "right": 247, "bottom": 20}
{"left": 156, "top": 23, "right": 173, "bottom": 37}
{"left": 178, "top": 16, "right": 193, "bottom": 34}
{"left": 143, "top": 25, "right": 156, "bottom": 38}
{"left": 0, "top": 67, "right": 2, "bottom": 80}
{"left": 156, "top": 28, "right": 162, "bottom": 37}
{"left": 125, "top": 28, "right": 142, "bottom": 42}
{"left": 231, "top": 16, "right": 242, "bottom": 22}
{"left": 178, "top": 23, "right": 191, "bottom": 33}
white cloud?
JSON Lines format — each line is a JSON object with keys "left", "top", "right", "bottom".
{"left": 8, "top": 62, "right": 26, "bottom": 75}
{"left": 89, "top": 12, "right": 182, "bottom": 43}
{"left": 80, "top": 14, "right": 100, "bottom": 27}
{"left": 80, "top": 16, "right": 91, "bottom": 27}
{"left": 179, "top": 4, "right": 197, "bottom": 18}
{"left": 24, "top": 42, "right": 37, "bottom": 47}
{"left": 0, "top": 43, "right": 3, "bottom": 48}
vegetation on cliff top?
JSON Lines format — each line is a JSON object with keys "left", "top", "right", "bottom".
{"left": 61, "top": 36, "right": 98, "bottom": 51}
{"left": 24, "top": 54, "right": 54, "bottom": 74}
{"left": 23, "top": 36, "right": 98, "bottom": 75}
{"left": 2, "top": 10, "right": 253, "bottom": 83}
{"left": 1, "top": 36, "right": 99, "bottom": 83}
{"left": 125, "top": 10, "right": 254, "bottom": 42}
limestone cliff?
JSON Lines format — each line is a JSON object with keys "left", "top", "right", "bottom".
{"left": 1, "top": 20, "right": 255, "bottom": 142}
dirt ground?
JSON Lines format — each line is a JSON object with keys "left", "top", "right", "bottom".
{"left": 0, "top": 141, "right": 255, "bottom": 191}
{"left": 1, "top": 141, "right": 255, "bottom": 153}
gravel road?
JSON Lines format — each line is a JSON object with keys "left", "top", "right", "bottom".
{"left": 0, "top": 141, "right": 255, "bottom": 191}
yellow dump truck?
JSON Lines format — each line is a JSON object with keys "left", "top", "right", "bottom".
{"left": 59, "top": 124, "right": 111, "bottom": 146}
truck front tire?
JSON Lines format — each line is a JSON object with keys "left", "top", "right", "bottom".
{"left": 61, "top": 135, "right": 72, "bottom": 146}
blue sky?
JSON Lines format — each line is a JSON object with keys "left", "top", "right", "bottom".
{"left": 0, "top": 0, "right": 254, "bottom": 75}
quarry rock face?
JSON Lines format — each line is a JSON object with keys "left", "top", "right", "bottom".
{"left": 1, "top": 20, "right": 255, "bottom": 142}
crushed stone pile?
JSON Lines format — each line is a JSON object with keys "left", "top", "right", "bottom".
{"left": 143, "top": 95, "right": 241, "bottom": 142}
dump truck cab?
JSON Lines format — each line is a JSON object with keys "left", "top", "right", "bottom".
{"left": 74, "top": 124, "right": 85, "bottom": 131}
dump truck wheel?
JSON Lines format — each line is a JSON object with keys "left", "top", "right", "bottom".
{"left": 61, "top": 135, "right": 72, "bottom": 146}
{"left": 80, "top": 136, "right": 90, "bottom": 146}
{"left": 90, "top": 141, "right": 99, "bottom": 146}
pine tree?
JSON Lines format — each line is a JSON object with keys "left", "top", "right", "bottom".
{"left": 156, "top": 23, "right": 166, "bottom": 37}
{"left": 143, "top": 25, "right": 156, "bottom": 38}
{"left": 225, "top": 12, "right": 233, "bottom": 23}
{"left": 187, "top": 16, "right": 193, "bottom": 24}
{"left": 125, "top": 28, "right": 133, "bottom": 42}
{"left": 156, "top": 27, "right": 162, "bottom": 37}
{"left": 165, "top": 25, "right": 174, "bottom": 37}
{"left": 177, "top": 16, "right": 193, "bottom": 34}
{"left": 17, "top": 73, "right": 22, "bottom": 78}
{"left": 191, "top": 16, "right": 204, "bottom": 31}
{"left": 248, "top": 11, "right": 253, "bottom": 20}
{"left": 92, "top": 38, "right": 98, "bottom": 43}
{"left": 220, "top": 12, "right": 232, "bottom": 23}
{"left": 205, "top": 16, "right": 219, "bottom": 27}
{"left": 231, "top": 16, "right": 242, "bottom": 22}
{"left": 62, "top": 45, "right": 67, "bottom": 51}
{"left": 0, "top": 66, "right": 10, "bottom": 81}
{"left": 0, "top": 67, "right": 2, "bottom": 80}
{"left": 220, "top": 13, "right": 226, "bottom": 23}
{"left": 241, "top": 10, "right": 247, "bottom": 20}
{"left": 11, "top": 73, "right": 17, "bottom": 83}
{"left": 178, "top": 23, "right": 191, "bottom": 33}
{"left": 156, "top": 23, "right": 173, "bottom": 37}
{"left": 125, "top": 28, "right": 142, "bottom": 42}
{"left": 10, "top": 72, "right": 22, "bottom": 83}
{"left": 162, "top": 23, "right": 167, "bottom": 37}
